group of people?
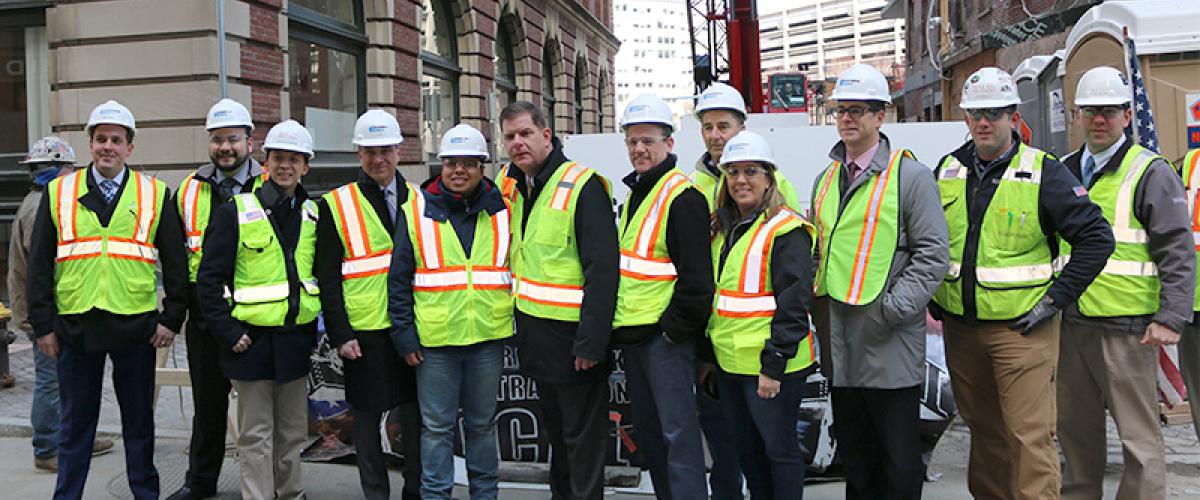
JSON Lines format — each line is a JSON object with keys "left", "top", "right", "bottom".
{"left": 6, "top": 57, "right": 1200, "bottom": 500}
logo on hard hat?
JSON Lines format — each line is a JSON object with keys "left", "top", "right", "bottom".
{"left": 701, "top": 93, "right": 719, "bottom": 101}
{"left": 838, "top": 78, "right": 860, "bottom": 86}
{"left": 728, "top": 143, "right": 750, "bottom": 153}
{"left": 628, "top": 105, "right": 648, "bottom": 113}
{"left": 214, "top": 110, "right": 231, "bottom": 117}
{"left": 100, "top": 109, "right": 121, "bottom": 116}
{"left": 367, "top": 125, "right": 387, "bottom": 133}
{"left": 450, "top": 137, "right": 468, "bottom": 144}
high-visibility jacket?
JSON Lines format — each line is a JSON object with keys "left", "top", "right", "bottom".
{"left": 707, "top": 208, "right": 815, "bottom": 376}
{"left": 613, "top": 168, "right": 697, "bottom": 327}
{"left": 178, "top": 172, "right": 267, "bottom": 282}
{"left": 1060, "top": 144, "right": 1162, "bottom": 317}
{"left": 691, "top": 158, "right": 802, "bottom": 211}
{"left": 811, "top": 150, "right": 910, "bottom": 304}
{"left": 499, "top": 162, "right": 611, "bottom": 322}
{"left": 932, "top": 143, "right": 1054, "bottom": 319}
{"left": 48, "top": 169, "right": 165, "bottom": 315}
{"left": 229, "top": 194, "right": 320, "bottom": 327}
{"left": 1178, "top": 149, "right": 1200, "bottom": 311}
{"left": 321, "top": 182, "right": 413, "bottom": 331}
{"left": 404, "top": 188, "right": 514, "bottom": 347}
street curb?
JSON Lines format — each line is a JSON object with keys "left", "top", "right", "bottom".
{"left": 0, "top": 417, "right": 190, "bottom": 440}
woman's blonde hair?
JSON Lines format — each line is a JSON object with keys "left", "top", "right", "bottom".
{"left": 712, "top": 162, "right": 786, "bottom": 233}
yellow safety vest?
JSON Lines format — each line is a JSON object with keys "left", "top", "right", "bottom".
{"left": 707, "top": 209, "right": 816, "bottom": 376}
{"left": 177, "top": 171, "right": 267, "bottom": 282}
{"left": 404, "top": 188, "right": 514, "bottom": 347}
{"left": 229, "top": 194, "right": 320, "bottom": 327}
{"left": 613, "top": 168, "right": 697, "bottom": 327}
{"left": 48, "top": 169, "right": 165, "bottom": 315}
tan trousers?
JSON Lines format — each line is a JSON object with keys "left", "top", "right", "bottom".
{"left": 232, "top": 377, "right": 309, "bottom": 500}
{"left": 943, "top": 316, "right": 1061, "bottom": 500}
{"left": 1058, "top": 321, "right": 1165, "bottom": 500}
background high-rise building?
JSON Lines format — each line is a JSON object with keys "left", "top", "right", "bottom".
{"left": 613, "top": 0, "right": 694, "bottom": 124}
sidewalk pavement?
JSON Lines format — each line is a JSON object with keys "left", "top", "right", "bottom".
{"left": 2, "top": 337, "right": 1200, "bottom": 498}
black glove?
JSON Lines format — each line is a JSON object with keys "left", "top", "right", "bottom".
{"left": 1008, "top": 296, "right": 1058, "bottom": 335}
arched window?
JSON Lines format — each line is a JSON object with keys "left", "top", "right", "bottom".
{"left": 597, "top": 71, "right": 609, "bottom": 133}
{"left": 574, "top": 61, "right": 585, "bottom": 134}
{"left": 287, "top": 0, "right": 365, "bottom": 155}
{"left": 421, "top": 0, "right": 460, "bottom": 168}
{"left": 542, "top": 44, "right": 557, "bottom": 135}
{"left": 495, "top": 18, "right": 518, "bottom": 107}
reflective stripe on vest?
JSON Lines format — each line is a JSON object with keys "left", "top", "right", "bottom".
{"left": 1182, "top": 149, "right": 1200, "bottom": 311}
{"left": 816, "top": 150, "right": 907, "bottom": 305}
{"left": 409, "top": 188, "right": 512, "bottom": 291}
{"left": 707, "top": 209, "right": 815, "bottom": 375}
{"left": 56, "top": 171, "right": 159, "bottom": 264}
{"left": 329, "top": 183, "right": 395, "bottom": 278}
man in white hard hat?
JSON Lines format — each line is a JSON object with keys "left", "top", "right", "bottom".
{"left": 315, "top": 109, "right": 421, "bottom": 500}
{"left": 197, "top": 119, "right": 321, "bottom": 500}
{"left": 931, "top": 66, "right": 1113, "bottom": 500}
{"left": 27, "top": 100, "right": 188, "bottom": 499}
{"left": 389, "top": 123, "right": 511, "bottom": 498}
{"left": 8, "top": 138, "right": 115, "bottom": 474}
{"left": 1056, "top": 66, "right": 1194, "bottom": 500}
{"left": 167, "top": 97, "right": 265, "bottom": 500}
{"left": 610, "top": 94, "right": 711, "bottom": 498}
{"left": 497, "top": 101, "right": 618, "bottom": 500}
{"left": 810, "top": 63, "right": 949, "bottom": 499}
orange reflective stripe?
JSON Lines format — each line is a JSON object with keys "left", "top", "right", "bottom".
{"left": 411, "top": 189, "right": 443, "bottom": 269}
{"left": 57, "top": 171, "right": 83, "bottom": 242}
{"left": 636, "top": 172, "right": 689, "bottom": 259}
{"left": 132, "top": 172, "right": 158, "bottom": 245}
{"left": 180, "top": 175, "right": 204, "bottom": 250}
{"left": 812, "top": 162, "right": 839, "bottom": 237}
{"left": 331, "top": 186, "right": 373, "bottom": 258}
{"left": 341, "top": 249, "right": 392, "bottom": 279}
{"left": 846, "top": 151, "right": 901, "bottom": 303}
{"left": 715, "top": 290, "right": 776, "bottom": 317}
{"left": 517, "top": 277, "right": 584, "bottom": 308}
{"left": 55, "top": 236, "right": 103, "bottom": 262}
{"left": 491, "top": 207, "right": 510, "bottom": 267}
{"left": 550, "top": 163, "right": 585, "bottom": 210}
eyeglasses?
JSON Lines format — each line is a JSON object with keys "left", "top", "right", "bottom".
{"left": 725, "top": 166, "right": 766, "bottom": 178}
{"left": 210, "top": 135, "right": 245, "bottom": 146}
{"left": 827, "top": 106, "right": 881, "bottom": 120}
{"left": 965, "top": 108, "right": 1012, "bottom": 121}
{"left": 442, "top": 159, "right": 481, "bottom": 170}
{"left": 624, "top": 136, "right": 665, "bottom": 148}
{"left": 1078, "top": 106, "right": 1126, "bottom": 119}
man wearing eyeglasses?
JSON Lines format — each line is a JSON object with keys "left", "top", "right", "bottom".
{"left": 1056, "top": 66, "right": 1194, "bottom": 500}
{"left": 167, "top": 98, "right": 265, "bottom": 500}
{"left": 930, "top": 67, "right": 1113, "bottom": 500}
{"left": 810, "top": 63, "right": 948, "bottom": 500}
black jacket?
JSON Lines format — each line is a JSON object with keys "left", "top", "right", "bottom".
{"left": 27, "top": 165, "right": 188, "bottom": 351}
{"left": 196, "top": 180, "right": 317, "bottom": 382}
{"left": 315, "top": 170, "right": 406, "bottom": 348}
{"left": 389, "top": 176, "right": 508, "bottom": 356}
{"left": 1061, "top": 138, "right": 1195, "bottom": 333}
{"left": 611, "top": 154, "right": 715, "bottom": 345}
{"left": 701, "top": 205, "right": 814, "bottom": 380}
{"left": 506, "top": 137, "right": 620, "bottom": 384}
{"left": 929, "top": 134, "right": 1114, "bottom": 322}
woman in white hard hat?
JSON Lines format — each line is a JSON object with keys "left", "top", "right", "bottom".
{"left": 704, "top": 130, "right": 817, "bottom": 498}
{"left": 388, "top": 122, "right": 512, "bottom": 499}
{"left": 196, "top": 120, "right": 320, "bottom": 500}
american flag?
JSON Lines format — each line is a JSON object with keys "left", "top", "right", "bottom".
{"left": 1126, "top": 34, "right": 1160, "bottom": 153}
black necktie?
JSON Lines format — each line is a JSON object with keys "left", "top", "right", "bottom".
{"left": 219, "top": 178, "right": 239, "bottom": 200}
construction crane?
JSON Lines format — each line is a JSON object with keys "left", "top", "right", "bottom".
{"left": 686, "top": 0, "right": 763, "bottom": 113}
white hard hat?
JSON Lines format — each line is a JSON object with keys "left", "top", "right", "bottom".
{"left": 21, "top": 136, "right": 76, "bottom": 165}
{"left": 959, "top": 67, "right": 1020, "bottom": 109}
{"left": 830, "top": 64, "right": 891, "bottom": 103}
{"left": 438, "top": 123, "right": 489, "bottom": 159}
{"left": 694, "top": 82, "right": 746, "bottom": 119}
{"left": 263, "top": 120, "right": 314, "bottom": 159}
{"left": 86, "top": 100, "right": 136, "bottom": 135}
{"left": 353, "top": 109, "right": 403, "bottom": 147}
{"left": 206, "top": 98, "right": 254, "bottom": 131}
{"left": 719, "top": 131, "right": 775, "bottom": 168}
{"left": 1075, "top": 66, "right": 1131, "bottom": 107}
{"left": 620, "top": 93, "right": 675, "bottom": 133}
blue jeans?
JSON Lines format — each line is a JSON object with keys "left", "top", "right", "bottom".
{"left": 415, "top": 341, "right": 504, "bottom": 499}
{"left": 32, "top": 345, "right": 61, "bottom": 459}
{"left": 716, "top": 372, "right": 807, "bottom": 500}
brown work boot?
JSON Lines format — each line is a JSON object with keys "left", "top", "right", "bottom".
{"left": 92, "top": 438, "right": 115, "bottom": 456}
{"left": 34, "top": 456, "right": 58, "bottom": 472}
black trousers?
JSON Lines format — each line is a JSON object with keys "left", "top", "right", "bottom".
{"left": 182, "top": 308, "right": 232, "bottom": 491}
{"left": 535, "top": 376, "right": 610, "bottom": 500}
{"left": 353, "top": 403, "right": 422, "bottom": 500}
{"left": 831, "top": 385, "right": 924, "bottom": 500}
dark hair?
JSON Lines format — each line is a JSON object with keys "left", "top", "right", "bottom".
{"left": 88, "top": 125, "right": 135, "bottom": 143}
{"left": 698, "top": 108, "right": 746, "bottom": 126}
{"left": 500, "top": 101, "right": 548, "bottom": 129}
{"left": 265, "top": 148, "right": 310, "bottom": 165}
